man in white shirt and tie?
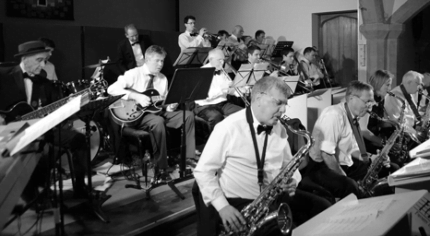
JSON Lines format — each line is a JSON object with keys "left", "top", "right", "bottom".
{"left": 108, "top": 45, "right": 197, "bottom": 176}
{"left": 178, "top": 15, "right": 211, "bottom": 51}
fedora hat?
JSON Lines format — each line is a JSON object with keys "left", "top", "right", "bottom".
{"left": 14, "top": 41, "right": 51, "bottom": 57}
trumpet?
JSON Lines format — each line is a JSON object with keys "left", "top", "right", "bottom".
{"left": 204, "top": 33, "right": 221, "bottom": 40}
{"left": 260, "top": 58, "right": 289, "bottom": 76}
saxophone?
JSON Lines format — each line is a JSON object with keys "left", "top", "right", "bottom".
{"left": 219, "top": 115, "right": 314, "bottom": 236}
{"left": 416, "top": 90, "right": 430, "bottom": 142}
{"left": 358, "top": 111, "right": 403, "bottom": 197}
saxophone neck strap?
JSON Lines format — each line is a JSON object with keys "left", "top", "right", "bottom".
{"left": 246, "top": 106, "right": 269, "bottom": 190}
{"left": 400, "top": 84, "right": 421, "bottom": 121}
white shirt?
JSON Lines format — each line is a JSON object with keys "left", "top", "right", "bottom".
{"left": 107, "top": 64, "right": 168, "bottom": 100}
{"left": 384, "top": 85, "right": 417, "bottom": 134}
{"left": 194, "top": 108, "right": 301, "bottom": 211}
{"left": 20, "top": 63, "right": 33, "bottom": 104}
{"left": 130, "top": 41, "right": 145, "bottom": 67}
{"left": 195, "top": 64, "right": 231, "bottom": 106}
{"left": 178, "top": 31, "right": 211, "bottom": 51}
{"left": 309, "top": 103, "right": 359, "bottom": 167}
{"left": 44, "top": 61, "right": 58, "bottom": 81}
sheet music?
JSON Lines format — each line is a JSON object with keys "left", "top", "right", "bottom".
{"left": 305, "top": 198, "right": 394, "bottom": 235}
{"left": 390, "top": 157, "right": 430, "bottom": 179}
{"left": 410, "top": 138, "right": 430, "bottom": 158}
{"left": 7, "top": 96, "right": 82, "bottom": 156}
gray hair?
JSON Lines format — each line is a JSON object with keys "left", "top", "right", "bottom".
{"left": 145, "top": 45, "right": 167, "bottom": 59}
{"left": 345, "top": 80, "right": 373, "bottom": 100}
{"left": 251, "top": 76, "right": 291, "bottom": 102}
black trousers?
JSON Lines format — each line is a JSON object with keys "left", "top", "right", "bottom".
{"left": 194, "top": 101, "right": 243, "bottom": 131}
{"left": 307, "top": 157, "right": 368, "bottom": 199}
{"left": 135, "top": 110, "right": 195, "bottom": 169}
{"left": 192, "top": 182, "right": 331, "bottom": 236}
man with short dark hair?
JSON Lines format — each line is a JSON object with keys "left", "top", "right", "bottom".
{"left": 247, "top": 45, "right": 261, "bottom": 66}
{"left": 108, "top": 45, "right": 197, "bottom": 174}
{"left": 38, "top": 37, "right": 58, "bottom": 81}
{"left": 178, "top": 15, "right": 211, "bottom": 51}
{"left": 254, "top": 30, "right": 265, "bottom": 44}
{"left": 117, "top": 24, "right": 145, "bottom": 73}
{"left": 298, "top": 47, "right": 324, "bottom": 87}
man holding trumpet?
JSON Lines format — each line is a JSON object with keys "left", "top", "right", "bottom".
{"left": 178, "top": 15, "right": 211, "bottom": 51}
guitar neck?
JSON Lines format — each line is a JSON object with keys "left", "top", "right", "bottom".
{"left": 21, "top": 88, "right": 89, "bottom": 120}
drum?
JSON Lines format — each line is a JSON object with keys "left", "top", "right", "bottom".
{"left": 72, "top": 119, "right": 102, "bottom": 161}
{"left": 51, "top": 80, "right": 69, "bottom": 100}
{"left": 64, "top": 80, "right": 91, "bottom": 96}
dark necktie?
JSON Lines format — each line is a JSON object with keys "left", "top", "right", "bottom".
{"left": 214, "top": 70, "right": 221, "bottom": 75}
{"left": 131, "top": 42, "right": 138, "bottom": 46}
{"left": 257, "top": 125, "right": 273, "bottom": 135}
{"left": 146, "top": 74, "right": 155, "bottom": 90}
{"left": 23, "top": 72, "right": 31, "bottom": 79}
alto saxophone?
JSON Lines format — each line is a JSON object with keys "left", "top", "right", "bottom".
{"left": 358, "top": 111, "right": 403, "bottom": 197}
{"left": 220, "top": 115, "right": 314, "bottom": 236}
{"left": 416, "top": 90, "right": 430, "bottom": 142}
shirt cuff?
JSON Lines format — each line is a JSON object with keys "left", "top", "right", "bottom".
{"left": 320, "top": 140, "right": 336, "bottom": 154}
{"left": 122, "top": 90, "right": 131, "bottom": 100}
{"left": 212, "top": 195, "right": 230, "bottom": 212}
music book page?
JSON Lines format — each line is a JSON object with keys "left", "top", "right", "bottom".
{"left": 305, "top": 198, "right": 393, "bottom": 235}
{"left": 7, "top": 96, "right": 82, "bottom": 156}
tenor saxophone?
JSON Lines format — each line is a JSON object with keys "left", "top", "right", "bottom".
{"left": 358, "top": 111, "right": 403, "bottom": 197}
{"left": 220, "top": 115, "right": 314, "bottom": 236}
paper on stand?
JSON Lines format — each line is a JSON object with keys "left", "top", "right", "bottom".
{"left": 7, "top": 96, "right": 82, "bottom": 156}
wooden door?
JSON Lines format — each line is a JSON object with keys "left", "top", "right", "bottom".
{"left": 319, "top": 12, "right": 357, "bottom": 87}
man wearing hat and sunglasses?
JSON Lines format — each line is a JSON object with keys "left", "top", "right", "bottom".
{"left": 0, "top": 41, "right": 91, "bottom": 209}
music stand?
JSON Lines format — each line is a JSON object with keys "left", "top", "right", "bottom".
{"left": 76, "top": 95, "right": 123, "bottom": 223}
{"left": 164, "top": 67, "right": 215, "bottom": 178}
{"left": 173, "top": 47, "right": 212, "bottom": 68}
{"left": 271, "top": 41, "right": 294, "bottom": 58}
{"left": 233, "top": 63, "right": 268, "bottom": 88}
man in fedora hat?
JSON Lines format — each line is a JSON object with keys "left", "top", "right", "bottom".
{"left": 0, "top": 41, "right": 91, "bottom": 210}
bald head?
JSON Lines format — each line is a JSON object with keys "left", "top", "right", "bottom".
{"left": 232, "top": 25, "right": 244, "bottom": 38}
{"left": 402, "top": 70, "right": 422, "bottom": 94}
{"left": 208, "top": 48, "right": 225, "bottom": 70}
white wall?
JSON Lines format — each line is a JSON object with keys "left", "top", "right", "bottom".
{"left": 179, "top": 0, "right": 356, "bottom": 51}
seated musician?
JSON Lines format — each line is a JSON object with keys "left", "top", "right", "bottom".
{"left": 178, "top": 15, "right": 211, "bottom": 51}
{"left": 307, "top": 81, "right": 379, "bottom": 199}
{"left": 194, "top": 76, "right": 331, "bottom": 235}
{"left": 384, "top": 71, "right": 423, "bottom": 147}
{"left": 297, "top": 47, "right": 324, "bottom": 89}
{"left": 0, "top": 41, "right": 89, "bottom": 205}
{"left": 247, "top": 45, "right": 261, "bottom": 66}
{"left": 271, "top": 47, "right": 298, "bottom": 77}
{"left": 108, "top": 45, "right": 197, "bottom": 175}
{"left": 194, "top": 48, "right": 243, "bottom": 132}
{"left": 359, "top": 70, "right": 399, "bottom": 179}
{"left": 38, "top": 37, "right": 58, "bottom": 81}
{"left": 218, "top": 25, "right": 247, "bottom": 71}
{"left": 117, "top": 24, "right": 146, "bottom": 73}
{"left": 254, "top": 30, "right": 265, "bottom": 46}
{"left": 418, "top": 72, "right": 430, "bottom": 112}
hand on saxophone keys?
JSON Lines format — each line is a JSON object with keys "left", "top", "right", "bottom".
{"left": 281, "top": 178, "right": 297, "bottom": 197}
{"left": 218, "top": 205, "right": 247, "bottom": 233}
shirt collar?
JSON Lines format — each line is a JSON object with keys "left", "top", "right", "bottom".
{"left": 250, "top": 106, "right": 272, "bottom": 134}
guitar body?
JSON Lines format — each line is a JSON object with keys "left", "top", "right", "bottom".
{"left": 0, "top": 102, "right": 34, "bottom": 124}
{"left": 109, "top": 89, "right": 163, "bottom": 127}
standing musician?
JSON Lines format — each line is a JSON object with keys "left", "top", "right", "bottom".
{"left": 194, "top": 48, "right": 243, "bottom": 132}
{"left": 297, "top": 47, "right": 324, "bottom": 88}
{"left": 108, "top": 45, "right": 196, "bottom": 176}
{"left": 384, "top": 71, "right": 423, "bottom": 140}
{"left": 178, "top": 15, "right": 211, "bottom": 51}
{"left": 194, "top": 76, "right": 331, "bottom": 235}
{"left": 0, "top": 41, "right": 89, "bottom": 205}
{"left": 306, "top": 81, "right": 379, "bottom": 199}
{"left": 117, "top": 24, "right": 146, "bottom": 74}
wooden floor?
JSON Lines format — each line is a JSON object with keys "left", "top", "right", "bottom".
{"left": 2, "top": 166, "right": 198, "bottom": 236}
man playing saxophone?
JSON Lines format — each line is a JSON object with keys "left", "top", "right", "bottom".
{"left": 306, "top": 81, "right": 379, "bottom": 199}
{"left": 194, "top": 77, "right": 331, "bottom": 235}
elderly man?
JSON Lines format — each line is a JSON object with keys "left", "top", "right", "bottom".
{"left": 117, "top": 24, "right": 146, "bottom": 73}
{"left": 385, "top": 71, "right": 423, "bottom": 137}
{"left": 178, "top": 15, "right": 211, "bottom": 51}
{"left": 194, "top": 48, "right": 243, "bottom": 131}
{"left": 194, "top": 76, "right": 330, "bottom": 235}
{"left": 0, "top": 41, "right": 89, "bottom": 205}
{"left": 298, "top": 47, "right": 324, "bottom": 88}
{"left": 108, "top": 45, "right": 197, "bottom": 174}
{"left": 218, "top": 25, "right": 248, "bottom": 71}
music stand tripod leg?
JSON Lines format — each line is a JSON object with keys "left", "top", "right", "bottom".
{"left": 84, "top": 117, "right": 110, "bottom": 223}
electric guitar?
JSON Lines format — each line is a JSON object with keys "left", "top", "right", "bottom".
{"left": 0, "top": 80, "right": 107, "bottom": 124}
{"left": 109, "top": 89, "right": 164, "bottom": 127}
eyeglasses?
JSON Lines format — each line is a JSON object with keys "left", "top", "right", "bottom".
{"left": 353, "top": 95, "right": 375, "bottom": 107}
{"left": 260, "top": 92, "right": 289, "bottom": 108}
{"left": 186, "top": 22, "right": 195, "bottom": 25}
